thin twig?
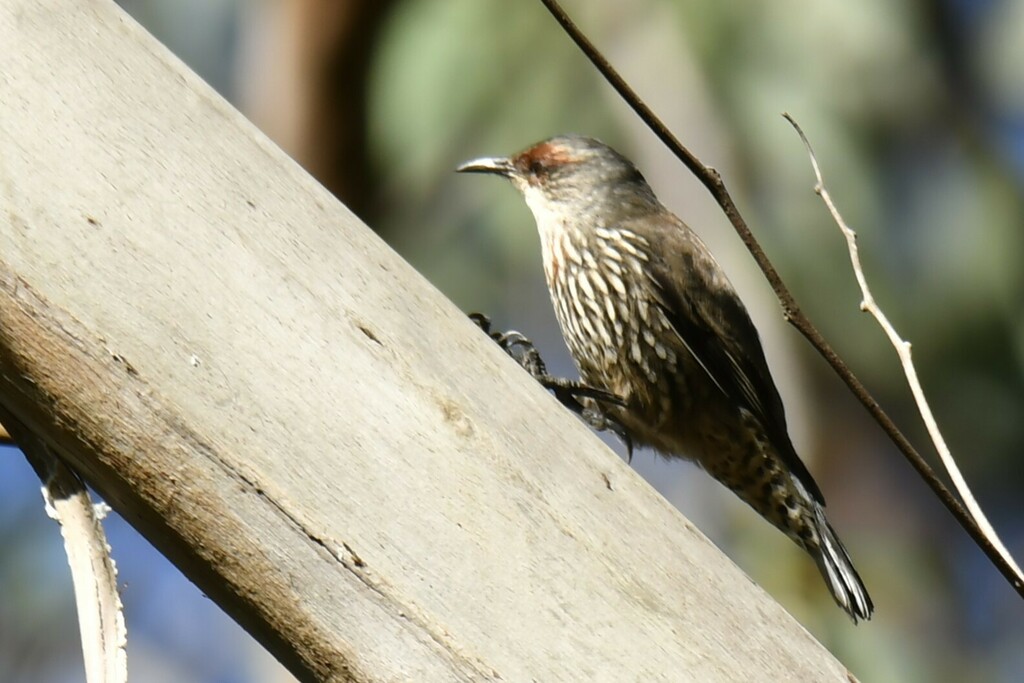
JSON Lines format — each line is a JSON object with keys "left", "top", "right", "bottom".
{"left": 537, "top": 0, "right": 1024, "bottom": 597}
{"left": 785, "top": 113, "right": 1024, "bottom": 585}
{"left": 14, "top": 420, "right": 128, "bottom": 683}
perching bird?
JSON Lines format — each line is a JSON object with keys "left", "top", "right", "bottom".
{"left": 457, "top": 135, "right": 873, "bottom": 622}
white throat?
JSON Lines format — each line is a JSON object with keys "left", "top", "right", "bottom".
{"left": 519, "top": 183, "right": 574, "bottom": 283}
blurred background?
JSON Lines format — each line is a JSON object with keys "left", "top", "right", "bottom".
{"left": 2, "top": 0, "right": 1022, "bottom": 680}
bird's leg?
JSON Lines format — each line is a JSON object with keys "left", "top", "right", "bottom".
{"left": 469, "top": 313, "right": 634, "bottom": 461}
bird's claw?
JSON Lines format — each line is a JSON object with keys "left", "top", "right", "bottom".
{"left": 581, "top": 407, "right": 634, "bottom": 463}
{"left": 471, "top": 313, "right": 634, "bottom": 461}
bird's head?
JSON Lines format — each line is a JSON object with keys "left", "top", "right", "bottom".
{"left": 457, "top": 135, "right": 659, "bottom": 222}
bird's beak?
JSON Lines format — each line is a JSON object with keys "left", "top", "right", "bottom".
{"left": 455, "top": 156, "right": 514, "bottom": 177}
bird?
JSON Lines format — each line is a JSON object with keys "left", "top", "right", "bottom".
{"left": 456, "top": 134, "right": 873, "bottom": 622}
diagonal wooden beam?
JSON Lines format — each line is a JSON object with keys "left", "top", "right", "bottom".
{"left": 0, "top": 2, "right": 857, "bottom": 681}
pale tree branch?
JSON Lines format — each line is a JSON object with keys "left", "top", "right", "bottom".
{"left": 784, "top": 112, "right": 1024, "bottom": 588}
{"left": 12, "top": 416, "right": 128, "bottom": 683}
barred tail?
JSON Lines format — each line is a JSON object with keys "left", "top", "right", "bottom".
{"left": 811, "top": 505, "right": 873, "bottom": 623}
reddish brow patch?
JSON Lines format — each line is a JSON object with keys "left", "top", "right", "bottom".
{"left": 523, "top": 141, "right": 575, "bottom": 166}
{"left": 514, "top": 141, "right": 577, "bottom": 182}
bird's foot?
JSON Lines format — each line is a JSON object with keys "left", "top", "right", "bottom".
{"left": 580, "top": 406, "right": 634, "bottom": 463}
{"left": 470, "top": 313, "right": 634, "bottom": 461}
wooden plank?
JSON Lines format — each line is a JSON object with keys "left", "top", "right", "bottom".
{"left": 0, "top": 2, "right": 854, "bottom": 681}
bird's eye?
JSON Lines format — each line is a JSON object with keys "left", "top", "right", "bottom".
{"left": 528, "top": 159, "right": 548, "bottom": 177}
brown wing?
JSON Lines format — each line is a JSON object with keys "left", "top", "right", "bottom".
{"left": 636, "top": 214, "right": 826, "bottom": 504}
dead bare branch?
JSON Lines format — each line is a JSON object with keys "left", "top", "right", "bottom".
{"left": 16, "top": 421, "right": 128, "bottom": 683}
{"left": 784, "top": 112, "right": 1024, "bottom": 587}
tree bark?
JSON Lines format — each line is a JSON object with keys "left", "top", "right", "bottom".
{"left": 0, "top": 2, "right": 856, "bottom": 681}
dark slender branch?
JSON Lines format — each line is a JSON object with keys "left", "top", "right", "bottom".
{"left": 538, "top": 0, "right": 1024, "bottom": 598}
